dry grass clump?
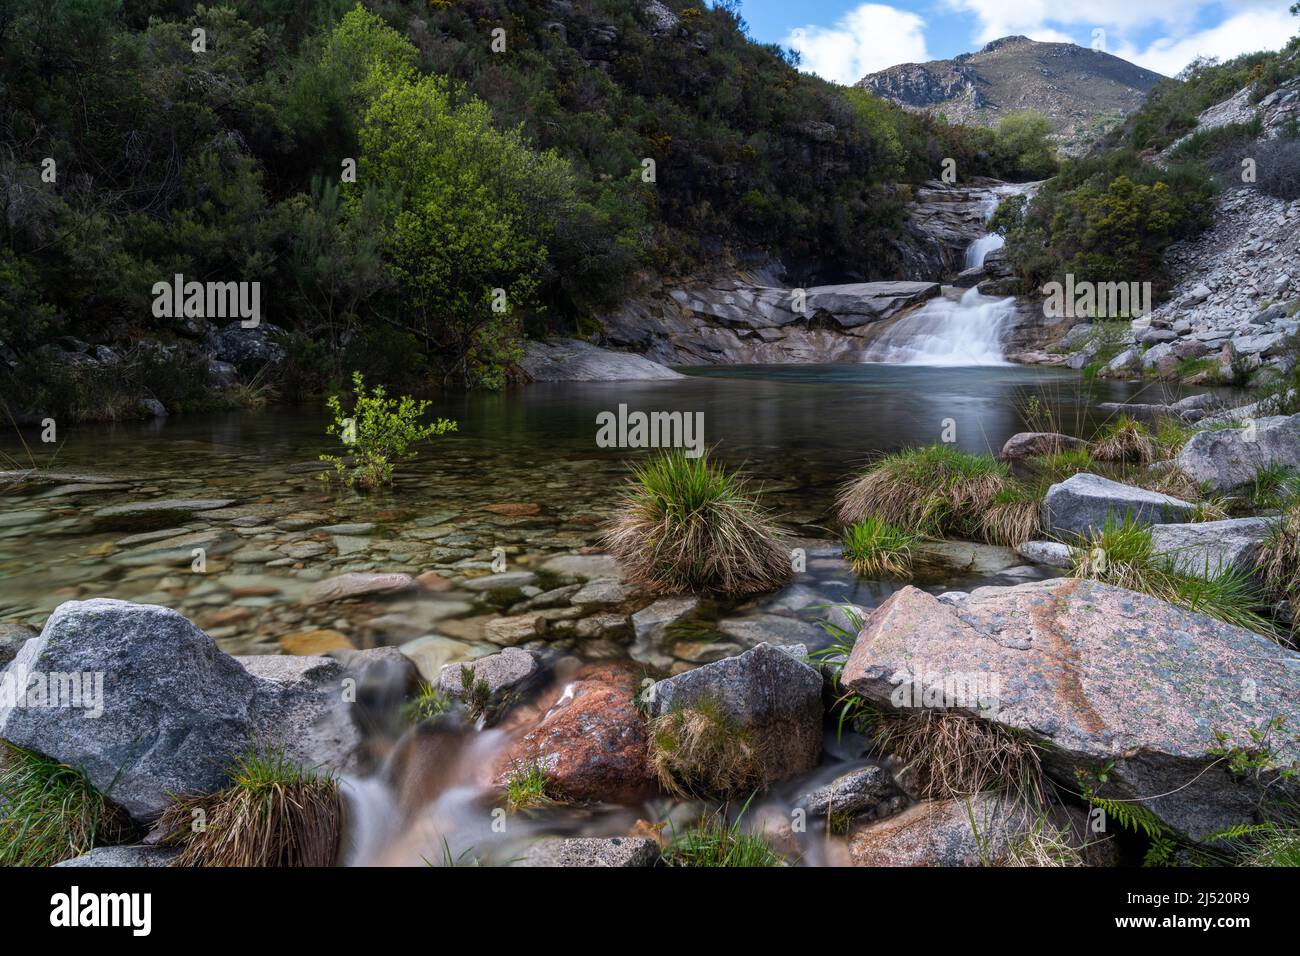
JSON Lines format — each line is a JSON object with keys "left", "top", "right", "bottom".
{"left": 159, "top": 747, "right": 342, "bottom": 867}
{"left": 995, "top": 816, "right": 1087, "bottom": 867}
{"left": 865, "top": 708, "right": 1045, "bottom": 803}
{"left": 837, "top": 445, "right": 1030, "bottom": 544}
{"left": 1259, "top": 504, "right": 1300, "bottom": 627}
{"left": 977, "top": 483, "right": 1043, "bottom": 547}
{"left": 648, "top": 697, "right": 765, "bottom": 798}
{"left": 603, "top": 450, "right": 790, "bottom": 597}
{"left": 1091, "top": 415, "right": 1160, "bottom": 463}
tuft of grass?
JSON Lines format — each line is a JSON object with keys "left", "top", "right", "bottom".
{"left": 861, "top": 705, "right": 1045, "bottom": 802}
{"left": 1026, "top": 448, "right": 1099, "bottom": 485}
{"left": 1259, "top": 504, "right": 1300, "bottom": 628}
{"left": 841, "top": 516, "right": 920, "bottom": 577}
{"left": 503, "top": 759, "right": 555, "bottom": 813}
{"left": 648, "top": 696, "right": 764, "bottom": 798}
{"left": 1073, "top": 515, "right": 1279, "bottom": 639}
{"left": 159, "top": 746, "right": 342, "bottom": 867}
{"left": 1245, "top": 463, "right": 1300, "bottom": 513}
{"left": 603, "top": 450, "right": 790, "bottom": 597}
{"left": 402, "top": 681, "right": 452, "bottom": 723}
{"left": 1092, "top": 415, "right": 1160, "bottom": 464}
{"left": 1154, "top": 417, "right": 1196, "bottom": 457}
{"left": 992, "top": 812, "right": 1087, "bottom": 867}
{"left": 978, "top": 481, "right": 1043, "bottom": 547}
{"left": 660, "top": 799, "right": 786, "bottom": 867}
{"left": 837, "top": 445, "right": 1025, "bottom": 543}
{"left": 0, "top": 742, "right": 131, "bottom": 867}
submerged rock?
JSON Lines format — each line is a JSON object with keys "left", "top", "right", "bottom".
{"left": 90, "top": 498, "right": 237, "bottom": 531}
{"left": 630, "top": 596, "right": 699, "bottom": 670}
{"left": 299, "top": 572, "right": 414, "bottom": 606}
{"left": 649, "top": 643, "right": 823, "bottom": 788}
{"left": 842, "top": 581, "right": 1300, "bottom": 840}
{"left": 519, "top": 836, "right": 659, "bottom": 867}
{"left": 1041, "top": 473, "right": 1195, "bottom": 537}
{"left": 1176, "top": 414, "right": 1300, "bottom": 491}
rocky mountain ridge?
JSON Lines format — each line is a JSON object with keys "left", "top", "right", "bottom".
{"left": 859, "top": 35, "right": 1162, "bottom": 154}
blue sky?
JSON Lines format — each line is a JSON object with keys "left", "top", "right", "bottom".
{"left": 730, "top": 1, "right": 1300, "bottom": 83}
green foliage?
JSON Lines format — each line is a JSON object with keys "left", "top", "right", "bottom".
{"left": 320, "top": 371, "right": 456, "bottom": 488}
{"left": 991, "top": 112, "right": 1059, "bottom": 180}
{"left": 402, "top": 681, "right": 452, "bottom": 723}
{"left": 0, "top": 0, "right": 1060, "bottom": 413}
{"left": 841, "top": 516, "right": 921, "bottom": 577}
{"left": 503, "top": 759, "right": 554, "bottom": 813}
{"left": 1072, "top": 515, "right": 1279, "bottom": 639}
{"left": 0, "top": 741, "right": 129, "bottom": 867}
{"left": 660, "top": 798, "right": 786, "bottom": 867}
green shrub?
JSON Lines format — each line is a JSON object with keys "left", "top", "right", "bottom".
{"left": 320, "top": 371, "right": 456, "bottom": 488}
{"left": 603, "top": 450, "right": 790, "bottom": 596}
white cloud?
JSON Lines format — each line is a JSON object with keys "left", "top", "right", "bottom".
{"left": 785, "top": 4, "right": 929, "bottom": 85}
{"left": 942, "top": 0, "right": 1296, "bottom": 76}
{"left": 1113, "top": 8, "right": 1300, "bottom": 77}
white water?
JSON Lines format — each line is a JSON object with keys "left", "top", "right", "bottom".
{"left": 861, "top": 286, "right": 1015, "bottom": 366}
{"left": 864, "top": 182, "right": 1036, "bottom": 366}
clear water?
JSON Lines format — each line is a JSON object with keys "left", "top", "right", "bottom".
{"left": 0, "top": 364, "right": 1193, "bottom": 865}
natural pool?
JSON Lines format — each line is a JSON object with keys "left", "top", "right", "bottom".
{"left": 0, "top": 363, "right": 1203, "bottom": 864}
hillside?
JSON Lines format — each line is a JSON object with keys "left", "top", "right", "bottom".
{"left": 0, "top": 0, "right": 1054, "bottom": 416}
{"left": 859, "top": 35, "right": 1162, "bottom": 154}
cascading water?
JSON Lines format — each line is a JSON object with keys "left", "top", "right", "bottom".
{"left": 863, "top": 182, "right": 1035, "bottom": 367}
{"left": 861, "top": 286, "right": 1015, "bottom": 365}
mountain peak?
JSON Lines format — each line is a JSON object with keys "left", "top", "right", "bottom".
{"left": 858, "top": 37, "right": 1163, "bottom": 154}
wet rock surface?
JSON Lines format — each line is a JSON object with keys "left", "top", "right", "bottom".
{"left": 649, "top": 643, "right": 824, "bottom": 788}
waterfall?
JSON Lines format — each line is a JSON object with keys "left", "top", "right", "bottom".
{"left": 862, "top": 181, "right": 1035, "bottom": 366}
{"left": 861, "top": 287, "right": 1015, "bottom": 366}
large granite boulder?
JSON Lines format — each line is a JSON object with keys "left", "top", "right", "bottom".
{"left": 1041, "top": 473, "right": 1195, "bottom": 538}
{"left": 648, "top": 642, "right": 823, "bottom": 788}
{"left": 1176, "top": 414, "right": 1300, "bottom": 491}
{"left": 0, "top": 600, "right": 367, "bottom": 822}
{"left": 842, "top": 581, "right": 1300, "bottom": 840}
{"left": 1149, "top": 516, "right": 1273, "bottom": 577}
{"left": 519, "top": 338, "right": 684, "bottom": 382}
